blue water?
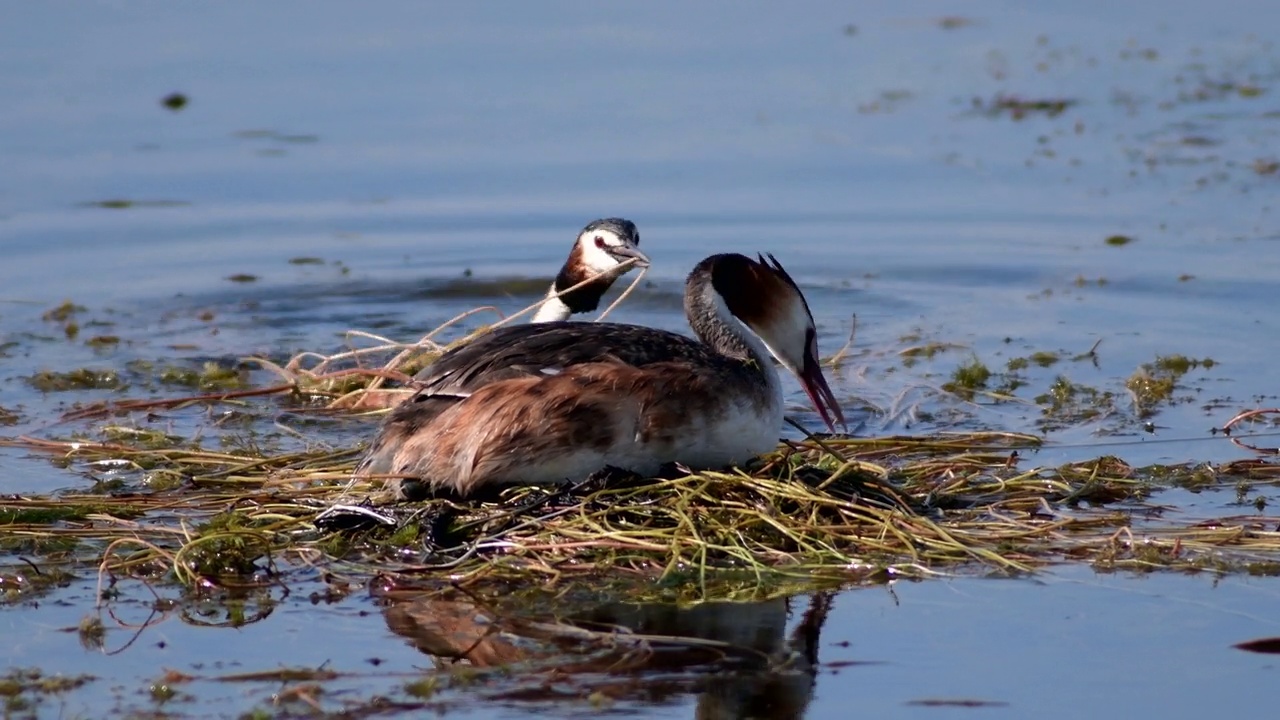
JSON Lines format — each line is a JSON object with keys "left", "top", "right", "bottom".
{"left": 3, "top": 566, "right": 1277, "bottom": 718}
{"left": 3, "top": 1, "right": 1280, "bottom": 717}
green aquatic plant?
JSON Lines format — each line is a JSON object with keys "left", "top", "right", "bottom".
{"left": 974, "top": 94, "right": 1078, "bottom": 119}
{"left": 1029, "top": 351, "right": 1060, "bottom": 367}
{"left": 1034, "top": 375, "right": 1117, "bottom": 431}
{"left": 0, "top": 667, "right": 96, "bottom": 718}
{"left": 42, "top": 301, "right": 85, "bottom": 323}
{"left": 899, "top": 341, "right": 963, "bottom": 368}
{"left": 1125, "top": 354, "right": 1216, "bottom": 418}
{"left": 85, "top": 335, "right": 120, "bottom": 348}
{"left": 27, "top": 368, "right": 123, "bottom": 392}
{"left": 158, "top": 361, "right": 249, "bottom": 391}
{"left": 942, "top": 357, "right": 992, "bottom": 399}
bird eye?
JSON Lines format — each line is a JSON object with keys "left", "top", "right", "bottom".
{"left": 594, "top": 235, "right": 606, "bottom": 248}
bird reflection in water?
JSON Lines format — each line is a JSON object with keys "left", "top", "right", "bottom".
{"left": 380, "top": 588, "right": 834, "bottom": 719}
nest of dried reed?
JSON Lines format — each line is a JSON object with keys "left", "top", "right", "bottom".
{"left": 4, "top": 265, "right": 1280, "bottom": 607}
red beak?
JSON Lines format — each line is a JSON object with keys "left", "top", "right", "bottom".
{"left": 799, "top": 350, "right": 846, "bottom": 434}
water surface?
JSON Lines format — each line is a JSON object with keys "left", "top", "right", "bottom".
{"left": 3, "top": 1, "right": 1280, "bottom": 717}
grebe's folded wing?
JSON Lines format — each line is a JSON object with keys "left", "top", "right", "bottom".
{"left": 411, "top": 321, "right": 715, "bottom": 396}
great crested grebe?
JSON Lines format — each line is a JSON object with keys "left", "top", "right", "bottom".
{"left": 528, "top": 217, "right": 649, "bottom": 323}
{"left": 358, "top": 252, "right": 845, "bottom": 499}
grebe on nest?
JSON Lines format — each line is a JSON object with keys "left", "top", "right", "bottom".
{"left": 360, "top": 252, "right": 844, "bottom": 499}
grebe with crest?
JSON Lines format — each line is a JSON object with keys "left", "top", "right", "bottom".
{"left": 360, "top": 252, "right": 845, "bottom": 500}
{"left": 526, "top": 217, "right": 648, "bottom": 324}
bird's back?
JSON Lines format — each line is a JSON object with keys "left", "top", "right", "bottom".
{"left": 412, "top": 320, "right": 727, "bottom": 396}
{"left": 362, "top": 320, "right": 741, "bottom": 495}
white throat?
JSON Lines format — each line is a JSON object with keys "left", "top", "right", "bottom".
{"left": 532, "top": 286, "right": 572, "bottom": 323}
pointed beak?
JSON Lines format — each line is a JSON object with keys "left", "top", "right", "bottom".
{"left": 799, "top": 349, "right": 846, "bottom": 434}
{"left": 609, "top": 245, "right": 651, "bottom": 269}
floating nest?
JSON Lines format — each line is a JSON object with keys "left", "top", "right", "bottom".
{"left": 4, "top": 277, "right": 1280, "bottom": 607}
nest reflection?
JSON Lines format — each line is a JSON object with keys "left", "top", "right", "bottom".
{"left": 383, "top": 588, "right": 834, "bottom": 719}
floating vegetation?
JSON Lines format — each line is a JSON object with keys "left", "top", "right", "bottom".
{"left": 1126, "top": 354, "right": 1215, "bottom": 419}
{"left": 1030, "top": 351, "right": 1061, "bottom": 367}
{"left": 27, "top": 368, "right": 123, "bottom": 392}
{"left": 857, "top": 89, "right": 915, "bottom": 115}
{"left": 156, "top": 361, "right": 250, "bottom": 391}
{"left": 1178, "top": 77, "right": 1267, "bottom": 103}
{"left": 0, "top": 668, "right": 96, "bottom": 716}
{"left": 899, "top": 340, "right": 964, "bottom": 368}
{"left": 1008, "top": 351, "right": 1062, "bottom": 371}
{"left": 936, "top": 16, "right": 973, "bottom": 30}
{"left": 4, "top": 422, "right": 1280, "bottom": 612}
{"left": 225, "top": 273, "right": 259, "bottom": 283}
{"left": 973, "top": 94, "right": 1077, "bottom": 120}
{"left": 160, "top": 92, "right": 188, "bottom": 111}
{"left": 1105, "top": 234, "right": 1135, "bottom": 246}
{"left": 233, "top": 129, "right": 320, "bottom": 144}
{"left": 942, "top": 357, "right": 991, "bottom": 400}
{"left": 42, "top": 301, "right": 85, "bottom": 323}
{"left": 1254, "top": 158, "right": 1280, "bottom": 176}
{"left": 1035, "top": 376, "right": 1117, "bottom": 431}
{"left": 0, "top": 327, "right": 1271, "bottom": 610}
{"left": 78, "top": 199, "right": 189, "bottom": 210}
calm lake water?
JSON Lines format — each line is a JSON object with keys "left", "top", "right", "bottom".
{"left": 3, "top": 1, "right": 1280, "bottom": 717}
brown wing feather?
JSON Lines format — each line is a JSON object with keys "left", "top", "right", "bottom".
{"left": 384, "top": 365, "right": 621, "bottom": 494}
{"left": 369, "top": 359, "right": 763, "bottom": 496}
{"left": 410, "top": 322, "right": 720, "bottom": 393}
